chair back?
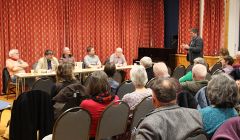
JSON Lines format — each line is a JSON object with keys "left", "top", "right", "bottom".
{"left": 186, "top": 64, "right": 194, "bottom": 73}
{"left": 10, "top": 90, "right": 54, "bottom": 140}
{"left": 212, "top": 69, "right": 224, "bottom": 75}
{"left": 31, "top": 77, "right": 54, "bottom": 95}
{"left": 130, "top": 96, "right": 154, "bottom": 130}
{"left": 145, "top": 77, "right": 156, "bottom": 88}
{"left": 116, "top": 80, "right": 135, "bottom": 99}
{"left": 2, "top": 68, "right": 11, "bottom": 94}
{"left": 172, "top": 65, "right": 186, "bottom": 80}
{"left": 95, "top": 100, "right": 130, "bottom": 140}
{"left": 52, "top": 107, "right": 91, "bottom": 140}
{"left": 210, "top": 62, "right": 222, "bottom": 74}
{"left": 185, "top": 129, "right": 208, "bottom": 140}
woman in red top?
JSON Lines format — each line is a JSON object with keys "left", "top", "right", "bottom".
{"left": 80, "top": 71, "right": 119, "bottom": 138}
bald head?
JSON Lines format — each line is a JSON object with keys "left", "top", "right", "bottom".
{"left": 153, "top": 62, "right": 169, "bottom": 78}
{"left": 192, "top": 64, "right": 207, "bottom": 81}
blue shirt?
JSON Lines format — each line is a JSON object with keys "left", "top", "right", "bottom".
{"left": 199, "top": 106, "right": 238, "bottom": 137}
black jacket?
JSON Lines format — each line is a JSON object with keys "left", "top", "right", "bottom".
{"left": 10, "top": 90, "right": 54, "bottom": 140}
{"left": 187, "top": 36, "right": 203, "bottom": 64}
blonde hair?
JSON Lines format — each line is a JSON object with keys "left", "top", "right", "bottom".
{"left": 153, "top": 62, "right": 169, "bottom": 78}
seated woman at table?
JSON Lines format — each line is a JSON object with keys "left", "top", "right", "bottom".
{"left": 51, "top": 63, "right": 79, "bottom": 99}
{"left": 80, "top": 71, "right": 119, "bottom": 138}
{"left": 6, "top": 49, "right": 29, "bottom": 83}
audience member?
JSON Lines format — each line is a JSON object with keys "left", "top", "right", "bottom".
{"left": 218, "top": 48, "right": 229, "bottom": 61}
{"left": 199, "top": 73, "right": 239, "bottom": 137}
{"left": 179, "top": 57, "right": 207, "bottom": 83}
{"left": 83, "top": 46, "right": 101, "bottom": 68}
{"left": 104, "top": 63, "right": 119, "bottom": 94}
{"left": 132, "top": 77, "right": 203, "bottom": 140}
{"left": 59, "top": 47, "right": 75, "bottom": 64}
{"left": 6, "top": 49, "right": 29, "bottom": 82}
{"left": 109, "top": 48, "right": 127, "bottom": 67}
{"left": 51, "top": 63, "right": 78, "bottom": 98}
{"left": 233, "top": 51, "right": 240, "bottom": 68}
{"left": 181, "top": 64, "right": 208, "bottom": 96}
{"left": 140, "top": 56, "right": 154, "bottom": 81}
{"left": 122, "top": 65, "right": 152, "bottom": 110}
{"left": 153, "top": 62, "right": 170, "bottom": 78}
{"left": 80, "top": 71, "right": 119, "bottom": 138}
{"left": 35, "top": 50, "right": 59, "bottom": 72}
{"left": 221, "top": 55, "right": 234, "bottom": 74}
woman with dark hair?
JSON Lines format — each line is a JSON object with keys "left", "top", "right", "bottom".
{"left": 199, "top": 73, "right": 239, "bottom": 137}
{"left": 51, "top": 62, "right": 78, "bottom": 98}
{"left": 80, "top": 71, "right": 119, "bottom": 138}
{"left": 104, "top": 63, "right": 119, "bottom": 93}
{"left": 221, "top": 55, "right": 234, "bottom": 74}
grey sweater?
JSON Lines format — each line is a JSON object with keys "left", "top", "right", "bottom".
{"left": 132, "top": 105, "right": 203, "bottom": 140}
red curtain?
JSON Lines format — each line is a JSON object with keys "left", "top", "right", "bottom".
{"left": 202, "top": 0, "right": 225, "bottom": 56}
{"left": 66, "top": 0, "right": 164, "bottom": 63}
{"left": 0, "top": 0, "right": 164, "bottom": 91}
{"left": 178, "top": 0, "right": 200, "bottom": 54}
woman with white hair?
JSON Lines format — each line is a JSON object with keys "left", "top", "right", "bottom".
{"left": 122, "top": 65, "right": 152, "bottom": 110}
{"left": 6, "top": 49, "right": 29, "bottom": 82}
{"left": 59, "top": 47, "right": 75, "bottom": 64}
{"left": 140, "top": 56, "right": 154, "bottom": 81}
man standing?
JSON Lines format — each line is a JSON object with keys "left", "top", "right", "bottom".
{"left": 182, "top": 28, "right": 203, "bottom": 64}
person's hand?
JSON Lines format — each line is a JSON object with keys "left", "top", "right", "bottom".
{"left": 181, "top": 44, "right": 189, "bottom": 50}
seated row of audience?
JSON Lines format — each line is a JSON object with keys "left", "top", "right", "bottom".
{"left": 48, "top": 56, "right": 239, "bottom": 139}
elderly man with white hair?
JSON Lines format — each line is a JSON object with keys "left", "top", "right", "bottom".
{"left": 109, "top": 47, "right": 127, "bottom": 67}
{"left": 181, "top": 64, "right": 208, "bottom": 96}
{"left": 122, "top": 65, "right": 152, "bottom": 110}
{"left": 6, "top": 49, "right": 29, "bottom": 82}
{"left": 140, "top": 56, "right": 154, "bottom": 81}
{"left": 153, "top": 62, "right": 170, "bottom": 78}
{"left": 59, "top": 47, "right": 75, "bottom": 64}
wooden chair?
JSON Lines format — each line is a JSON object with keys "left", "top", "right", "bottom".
{"left": 2, "top": 68, "right": 17, "bottom": 99}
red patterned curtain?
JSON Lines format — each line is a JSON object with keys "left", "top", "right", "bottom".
{"left": 178, "top": 0, "right": 200, "bottom": 54}
{"left": 66, "top": 0, "right": 164, "bottom": 64}
{"left": 202, "top": 0, "right": 225, "bottom": 56}
{"left": 0, "top": 0, "right": 164, "bottom": 91}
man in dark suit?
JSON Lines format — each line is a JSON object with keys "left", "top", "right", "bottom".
{"left": 182, "top": 28, "right": 203, "bottom": 64}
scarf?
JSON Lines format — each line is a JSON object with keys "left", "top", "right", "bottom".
{"left": 92, "top": 91, "right": 115, "bottom": 104}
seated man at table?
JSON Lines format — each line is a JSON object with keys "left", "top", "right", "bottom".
{"left": 109, "top": 48, "right": 127, "bottom": 67}
{"left": 6, "top": 49, "right": 29, "bottom": 82}
{"left": 83, "top": 46, "right": 101, "bottom": 68}
{"left": 35, "top": 50, "right": 59, "bottom": 72}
